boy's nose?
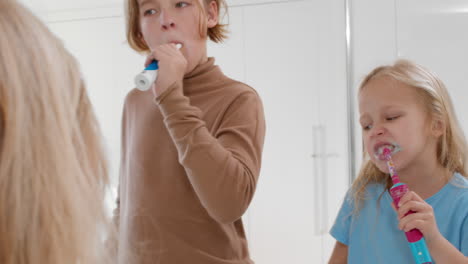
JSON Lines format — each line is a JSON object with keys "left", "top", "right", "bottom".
{"left": 160, "top": 10, "right": 175, "bottom": 30}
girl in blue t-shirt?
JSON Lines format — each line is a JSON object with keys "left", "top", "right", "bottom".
{"left": 329, "top": 60, "right": 468, "bottom": 264}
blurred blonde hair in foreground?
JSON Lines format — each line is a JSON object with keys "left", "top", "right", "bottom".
{"left": 0, "top": 0, "right": 111, "bottom": 263}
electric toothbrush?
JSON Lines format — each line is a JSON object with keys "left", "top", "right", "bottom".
{"left": 378, "top": 146, "right": 433, "bottom": 264}
{"left": 134, "top": 43, "right": 182, "bottom": 91}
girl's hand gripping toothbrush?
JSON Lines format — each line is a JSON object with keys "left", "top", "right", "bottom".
{"left": 134, "top": 43, "right": 182, "bottom": 91}
{"left": 379, "top": 146, "right": 433, "bottom": 264}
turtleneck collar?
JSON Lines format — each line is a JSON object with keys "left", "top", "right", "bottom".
{"left": 183, "top": 57, "right": 224, "bottom": 95}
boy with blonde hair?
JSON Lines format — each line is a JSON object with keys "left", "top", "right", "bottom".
{"left": 113, "top": 0, "right": 266, "bottom": 263}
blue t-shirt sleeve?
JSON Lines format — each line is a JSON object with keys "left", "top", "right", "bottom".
{"left": 330, "top": 189, "right": 354, "bottom": 245}
{"left": 461, "top": 214, "right": 468, "bottom": 256}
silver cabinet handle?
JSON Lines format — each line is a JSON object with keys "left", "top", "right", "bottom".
{"left": 312, "top": 125, "right": 329, "bottom": 236}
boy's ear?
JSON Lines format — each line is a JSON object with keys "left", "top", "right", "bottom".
{"left": 206, "top": 0, "right": 219, "bottom": 28}
{"left": 431, "top": 118, "right": 445, "bottom": 137}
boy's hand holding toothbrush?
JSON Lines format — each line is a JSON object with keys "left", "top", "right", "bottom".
{"left": 144, "top": 43, "right": 186, "bottom": 97}
{"left": 392, "top": 191, "right": 441, "bottom": 243}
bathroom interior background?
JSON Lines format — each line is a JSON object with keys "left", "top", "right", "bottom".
{"left": 20, "top": 0, "right": 468, "bottom": 263}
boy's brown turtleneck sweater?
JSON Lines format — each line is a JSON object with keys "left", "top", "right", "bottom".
{"left": 114, "top": 58, "right": 265, "bottom": 264}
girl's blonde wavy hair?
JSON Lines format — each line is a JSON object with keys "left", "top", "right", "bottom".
{"left": 0, "top": 0, "right": 110, "bottom": 263}
{"left": 351, "top": 59, "right": 468, "bottom": 212}
{"left": 125, "top": 0, "right": 229, "bottom": 53}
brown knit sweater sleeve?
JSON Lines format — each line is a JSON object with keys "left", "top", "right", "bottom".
{"left": 155, "top": 81, "right": 265, "bottom": 223}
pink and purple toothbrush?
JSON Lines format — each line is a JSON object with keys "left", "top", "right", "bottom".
{"left": 379, "top": 146, "right": 433, "bottom": 264}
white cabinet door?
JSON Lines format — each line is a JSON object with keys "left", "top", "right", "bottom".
{"left": 314, "top": 0, "right": 349, "bottom": 260}
{"left": 243, "top": 1, "right": 348, "bottom": 263}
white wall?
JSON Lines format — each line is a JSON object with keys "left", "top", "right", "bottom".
{"left": 396, "top": 0, "right": 468, "bottom": 132}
